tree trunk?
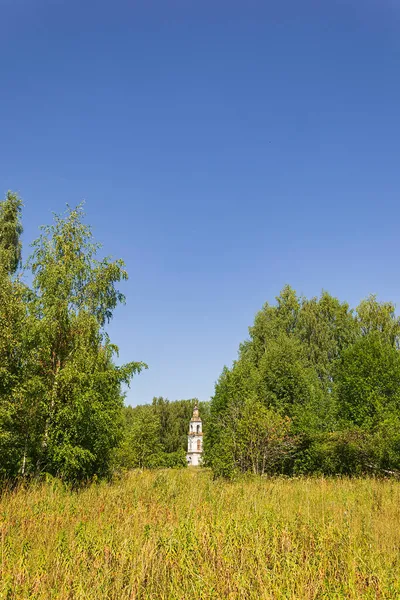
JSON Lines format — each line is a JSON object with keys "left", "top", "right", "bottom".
{"left": 21, "top": 435, "right": 28, "bottom": 475}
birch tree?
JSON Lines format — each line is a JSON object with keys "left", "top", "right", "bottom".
{"left": 27, "top": 204, "right": 146, "bottom": 480}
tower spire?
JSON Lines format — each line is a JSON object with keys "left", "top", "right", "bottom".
{"left": 192, "top": 402, "right": 199, "bottom": 420}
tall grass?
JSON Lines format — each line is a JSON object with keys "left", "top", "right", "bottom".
{"left": 1, "top": 469, "right": 399, "bottom": 599}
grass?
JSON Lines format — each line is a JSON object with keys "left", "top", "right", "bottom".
{"left": 1, "top": 469, "right": 400, "bottom": 599}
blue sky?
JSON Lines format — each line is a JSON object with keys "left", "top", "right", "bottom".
{"left": 1, "top": 0, "right": 400, "bottom": 405}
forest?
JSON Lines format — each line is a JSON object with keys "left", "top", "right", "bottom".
{"left": 1, "top": 191, "right": 400, "bottom": 483}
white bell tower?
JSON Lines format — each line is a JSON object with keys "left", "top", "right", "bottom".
{"left": 187, "top": 402, "right": 203, "bottom": 466}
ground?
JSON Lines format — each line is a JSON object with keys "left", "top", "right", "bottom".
{"left": 1, "top": 469, "right": 400, "bottom": 599}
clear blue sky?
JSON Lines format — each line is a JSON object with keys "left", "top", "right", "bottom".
{"left": 1, "top": 0, "right": 400, "bottom": 405}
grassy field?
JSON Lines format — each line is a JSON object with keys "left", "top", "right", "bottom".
{"left": 1, "top": 469, "right": 400, "bottom": 599}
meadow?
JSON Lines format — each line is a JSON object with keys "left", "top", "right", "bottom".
{"left": 1, "top": 469, "right": 400, "bottom": 599}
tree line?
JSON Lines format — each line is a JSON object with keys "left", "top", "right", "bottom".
{"left": 3, "top": 190, "right": 400, "bottom": 483}
{"left": 204, "top": 285, "right": 400, "bottom": 478}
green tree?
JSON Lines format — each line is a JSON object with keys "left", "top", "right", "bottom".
{"left": 243, "top": 285, "right": 300, "bottom": 366}
{"left": 0, "top": 192, "right": 35, "bottom": 478}
{"left": 152, "top": 397, "right": 195, "bottom": 454}
{"left": 115, "top": 405, "right": 162, "bottom": 469}
{"left": 236, "top": 400, "right": 295, "bottom": 476}
{"left": 0, "top": 191, "right": 23, "bottom": 275}
{"left": 356, "top": 295, "right": 400, "bottom": 347}
{"left": 206, "top": 396, "right": 295, "bottom": 478}
{"left": 296, "top": 291, "right": 357, "bottom": 388}
{"left": 26, "top": 204, "right": 146, "bottom": 480}
{"left": 336, "top": 332, "right": 400, "bottom": 429}
{"left": 257, "top": 334, "right": 325, "bottom": 429}
{"left": 0, "top": 268, "right": 28, "bottom": 476}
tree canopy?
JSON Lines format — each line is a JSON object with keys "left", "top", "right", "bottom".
{"left": 0, "top": 194, "right": 146, "bottom": 482}
{"left": 205, "top": 286, "right": 400, "bottom": 478}
{"left": 0, "top": 191, "right": 23, "bottom": 275}
{"left": 2, "top": 190, "right": 400, "bottom": 483}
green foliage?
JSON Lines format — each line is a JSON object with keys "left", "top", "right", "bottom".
{"left": 294, "top": 430, "right": 371, "bottom": 476}
{"left": 0, "top": 196, "right": 146, "bottom": 482}
{"left": 160, "top": 448, "right": 187, "bottom": 468}
{"left": 152, "top": 396, "right": 196, "bottom": 454}
{"left": 2, "top": 189, "right": 400, "bottom": 483}
{"left": 207, "top": 284, "right": 400, "bottom": 478}
{"left": 114, "top": 398, "right": 209, "bottom": 470}
{"left": 0, "top": 191, "right": 23, "bottom": 275}
{"left": 336, "top": 332, "right": 400, "bottom": 429}
{"left": 117, "top": 404, "right": 163, "bottom": 469}
{"left": 208, "top": 397, "right": 296, "bottom": 479}
{"left": 296, "top": 291, "right": 357, "bottom": 387}
{"left": 0, "top": 192, "right": 38, "bottom": 479}
{"left": 357, "top": 295, "right": 400, "bottom": 346}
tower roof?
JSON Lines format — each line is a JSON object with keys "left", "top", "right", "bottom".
{"left": 190, "top": 402, "right": 201, "bottom": 422}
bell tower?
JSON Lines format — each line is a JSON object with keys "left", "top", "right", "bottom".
{"left": 186, "top": 402, "right": 203, "bottom": 466}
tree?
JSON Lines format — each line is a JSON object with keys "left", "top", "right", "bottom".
{"left": 296, "top": 291, "right": 357, "bottom": 388}
{"left": 336, "top": 332, "right": 400, "bottom": 430}
{"left": 25, "top": 204, "right": 146, "bottom": 480}
{"left": 0, "top": 191, "right": 23, "bottom": 275}
{"left": 152, "top": 396, "right": 194, "bottom": 454}
{"left": 115, "top": 405, "right": 163, "bottom": 469}
{"left": 205, "top": 396, "right": 295, "bottom": 478}
{"left": 257, "top": 334, "right": 326, "bottom": 429}
{"left": 206, "top": 285, "right": 400, "bottom": 478}
{"left": 243, "top": 285, "right": 300, "bottom": 366}
{"left": 0, "top": 192, "right": 35, "bottom": 478}
{"left": 236, "top": 400, "right": 295, "bottom": 476}
{"left": 0, "top": 267, "right": 28, "bottom": 476}
{"left": 356, "top": 295, "right": 400, "bottom": 348}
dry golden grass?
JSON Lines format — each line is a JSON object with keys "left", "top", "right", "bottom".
{"left": 1, "top": 469, "right": 400, "bottom": 599}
